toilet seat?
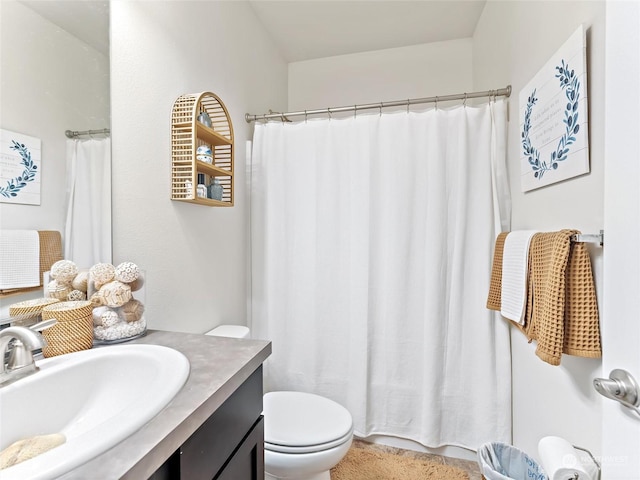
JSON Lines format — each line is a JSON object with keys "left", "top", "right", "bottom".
{"left": 264, "top": 391, "right": 353, "bottom": 454}
{"left": 265, "top": 428, "right": 353, "bottom": 454}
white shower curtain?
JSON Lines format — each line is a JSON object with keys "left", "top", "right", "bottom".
{"left": 251, "top": 100, "right": 511, "bottom": 450}
{"left": 65, "top": 138, "right": 112, "bottom": 267}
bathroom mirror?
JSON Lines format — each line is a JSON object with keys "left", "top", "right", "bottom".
{"left": 0, "top": 0, "right": 109, "bottom": 299}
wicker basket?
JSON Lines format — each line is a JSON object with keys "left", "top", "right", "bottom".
{"left": 41, "top": 301, "right": 94, "bottom": 357}
{"left": 8, "top": 298, "right": 61, "bottom": 327}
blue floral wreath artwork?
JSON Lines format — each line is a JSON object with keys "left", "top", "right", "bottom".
{"left": 522, "top": 60, "right": 581, "bottom": 180}
{"left": 0, "top": 140, "right": 38, "bottom": 199}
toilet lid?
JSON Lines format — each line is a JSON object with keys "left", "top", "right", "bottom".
{"left": 264, "top": 391, "right": 353, "bottom": 452}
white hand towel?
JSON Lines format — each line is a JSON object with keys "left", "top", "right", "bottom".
{"left": 500, "top": 230, "right": 537, "bottom": 324}
{"left": 0, "top": 230, "right": 40, "bottom": 289}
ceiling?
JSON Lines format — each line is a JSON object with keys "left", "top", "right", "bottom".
{"left": 248, "top": 0, "right": 487, "bottom": 62}
{"left": 20, "top": 0, "right": 109, "bottom": 55}
{"left": 19, "top": 0, "right": 487, "bottom": 62}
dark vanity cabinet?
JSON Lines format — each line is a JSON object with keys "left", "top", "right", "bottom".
{"left": 150, "top": 367, "right": 264, "bottom": 480}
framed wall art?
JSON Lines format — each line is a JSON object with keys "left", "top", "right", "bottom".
{"left": 0, "top": 129, "right": 41, "bottom": 205}
{"left": 519, "top": 25, "right": 589, "bottom": 192}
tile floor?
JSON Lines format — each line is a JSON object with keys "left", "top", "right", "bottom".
{"left": 352, "top": 438, "right": 482, "bottom": 480}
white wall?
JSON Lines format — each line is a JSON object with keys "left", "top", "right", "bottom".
{"left": 473, "top": 0, "right": 605, "bottom": 458}
{"left": 0, "top": 0, "right": 110, "bottom": 232}
{"left": 288, "top": 38, "right": 473, "bottom": 111}
{"left": 110, "top": 1, "right": 287, "bottom": 334}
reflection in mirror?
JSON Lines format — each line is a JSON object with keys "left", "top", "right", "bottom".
{"left": 0, "top": 1, "right": 110, "bottom": 308}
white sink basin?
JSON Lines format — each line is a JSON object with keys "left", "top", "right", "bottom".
{"left": 0, "top": 344, "right": 190, "bottom": 480}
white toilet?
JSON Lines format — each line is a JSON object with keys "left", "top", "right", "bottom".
{"left": 263, "top": 391, "right": 353, "bottom": 480}
{"left": 205, "top": 326, "right": 354, "bottom": 480}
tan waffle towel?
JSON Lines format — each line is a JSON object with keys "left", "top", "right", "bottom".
{"left": 487, "top": 232, "right": 508, "bottom": 310}
{"left": 563, "top": 241, "right": 601, "bottom": 358}
{"left": 0, "top": 433, "right": 66, "bottom": 470}
{"left": 37, "top": 230, "right": 63, "bottom": 285}
{"left": 487, "top": 230, "right": 601, "bottom": 366}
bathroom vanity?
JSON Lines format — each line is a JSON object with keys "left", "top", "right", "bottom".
{"left": 57, "top": 330, "right": 271, "bottom": 480}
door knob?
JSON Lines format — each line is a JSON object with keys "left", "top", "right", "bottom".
{"left": 594, "top": 369, "right": 640, "bottom": 412}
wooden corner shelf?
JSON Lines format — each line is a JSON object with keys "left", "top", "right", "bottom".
{"left": 171, "top": 92, "right": 234, "bottom": 206}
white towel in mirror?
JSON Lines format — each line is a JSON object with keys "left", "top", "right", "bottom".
{"left": 0, "top": 230, "right": 40, "bottom": 289}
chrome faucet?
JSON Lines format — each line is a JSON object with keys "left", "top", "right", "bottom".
{"left": 0, "top": 322, "right": 52, "bottom": 387}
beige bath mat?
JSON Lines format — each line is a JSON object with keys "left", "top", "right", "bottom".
{"left": 331, "top": 446, "right": 470, "bottom": 480}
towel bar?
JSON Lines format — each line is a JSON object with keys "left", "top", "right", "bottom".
{"left": 571, "top": 230, "right": 604, "bottom": 246}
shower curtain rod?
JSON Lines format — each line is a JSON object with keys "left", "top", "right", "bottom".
{"left": 65, "top": 128, "right": 110, "bottom": 138}
{"left": 245, "top": 85, "right": 511, "bottom": 123}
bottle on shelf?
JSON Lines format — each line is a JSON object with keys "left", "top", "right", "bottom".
{"left": 208, "top": 178, "right": 223, "bottom": 201}
{"left": 197, "top": 174, "right": 207, "bottom": 198}
{"left": 197, "top": 111, "right": 212, "bottom": 128}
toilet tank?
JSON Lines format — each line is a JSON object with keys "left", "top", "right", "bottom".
{"left": 205, "top": 325, "right": 250, "bottom": 339}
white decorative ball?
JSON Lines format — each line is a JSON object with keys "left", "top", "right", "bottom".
{"left": 90, "top": 263, "right": 115, "bottom": 284}
{"left": 101, "top": 310, "right": 121, "bottom": 328}
{"left": 115, "top": 262, "right": 140, "bottom": 283}
{"left": 71, "top": 271, "right": 90, "bottom": 292}
{"left": 47, "top": 279, "right": 72, "bottom": 300}
{"left": 92, "top": 306, "right": 109, "bottom": 326}
{"left": 119, "top": 299, "right": 145, "bottom": 322}
{"left": 93, "top": 281, "right": 132, "bottom": 308}
{"left": 67, "top": 289, "right": 87, "bottom": 301}
{"left": 129, "top": 275, "right": 145, "bottom": 292}
{"left": 50, "top": 260, "right": 78, "bottom": 284}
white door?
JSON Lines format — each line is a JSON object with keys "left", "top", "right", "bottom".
{"left": 602, "top": 1, "right": 640, "bottom": 478}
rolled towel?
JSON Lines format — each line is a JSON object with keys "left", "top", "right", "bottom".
{"left": 0, "top": 433, "right": 66, "bottom": 470}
